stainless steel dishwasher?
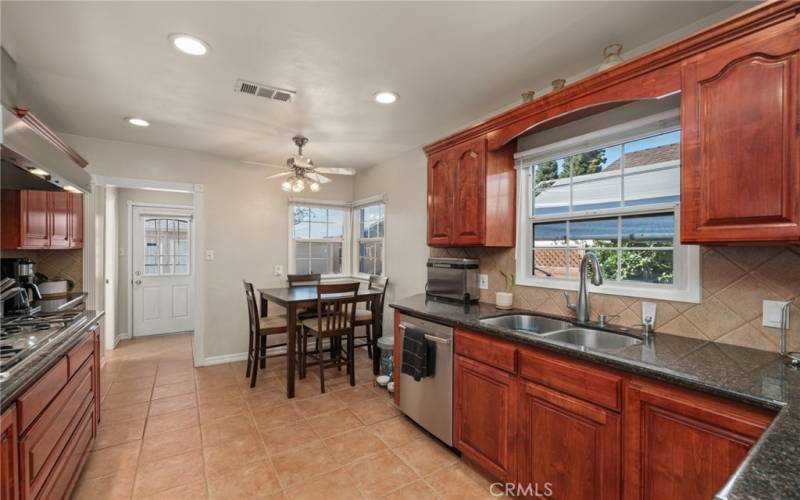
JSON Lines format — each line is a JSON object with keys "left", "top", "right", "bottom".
{"left": 397, "top": 313, "right": 453, "bottom": 446}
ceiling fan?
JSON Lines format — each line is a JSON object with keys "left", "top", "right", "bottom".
{"left": 245, "top": 136, "right": 356, "bottom": 193}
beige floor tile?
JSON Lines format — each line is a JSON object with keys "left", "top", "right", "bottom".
{"left": 151, "top": 380, "right": 195, "bottom": 400}
{"left": 294, "top": 393, "right": 347, "bottom": 418}
{"left": 107, "top": 376, "right": 155, "bottom": 395}
{"left": 323, "top": 428, "right": 387, "bottom": 465}
{"left": 82, "top": 441, "right": 142, "bottom": 480}
{"left": 380, "top": 480, "right": 439, "bottom": 500}
{"left": 345, "top": 450, "right": 418, "bottom": 499}
{"left": 155, "top": 371, "right": 194, "bottom": 386}
{"left": 271, "top": 442, "right": 340, "bottom": 487}
{"left": 284, "top": 465, "right": 364, "bottom": 500}
{"left": 102, "top": 389, "right": 152, "bottom": 410}
{"left": 144, "top": 407, "right": 200, "bottom": 437}
{"left": 148, "top": 393, "right": 197, "bottom": 417}
{"left": 347, "top": 398, "right": 401, "bottom": 425}
{"left": 306, "top": 408, "right": 363, "bottom": 439}
{"left": 206, "top": 459, "right": 281, "bottom": 499}
{"left": 71, "top": 471, "right": 135, "bottom": 500}
{"left": 369, "top": 416, "right": 427, "bottom": 448}
{"left": 199, "top": 396, "right": 249, "bottom": 423}
{"left": 201, "top": 413, "right": 258, "bottom": 447}
{"left": 392, "top": 436, "right": 459, "bottom": 476}
{"left": 140, "top": 425, "right": 202, "bottom": 462}
{"left": 203, "top": 435, "right": 268, "bottom": 476}
{"left": 101, "top": 402, "right": 150, "bottom": 426}
{"left": 243, "top": 387, "right": 288, "bottom": 410}
{"left": 260, "top": 421, "right": 320, "bottom": 456}
{"left": 333, "top": 384, "right": 381, "bottom": 405}
{"left": 135, "top": 480, "right": 208, "bottom": 500}
{"left": 133, "top": 449, "right": 205, "bottom": 498}
{"left": 93, "top": 418, "right": 146, "bottom": 450}
{"left": 252, "top": 402, "right": 302, "bottom": 431}
{"left": 425, "top": 463, "right": 492, "bottom": 500}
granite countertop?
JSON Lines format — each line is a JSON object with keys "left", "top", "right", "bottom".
{"left": 390, "top": 294, "right": 800, "bottom": 500}
{"left": 0, "top": 309, "right": 105, "bottom": 413}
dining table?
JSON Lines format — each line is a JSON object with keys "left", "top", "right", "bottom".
{"left": 258, "top": 283, "right": 384, "bottom": 398}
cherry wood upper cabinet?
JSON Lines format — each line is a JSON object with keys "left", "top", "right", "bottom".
{"left": 518, "top": 381, "right": 621, "bottom": 500}
{"left": 49, "top": 191, "right": 70, "bottom": 248}
{"left": 681, "top": 17, "right": 800, "bottom": 243}
{"left": 454, "top": 353, "right": 516, "bottom": 481}
{"left": 624, "top": 378, "right": 774, "bottom": 500}
{"left": 1, "top": 190, "right": 83, "bottom": 250}
{"left": 427, "top": 151, "right": 455, "bottom": 246}
{"left": 426, "top": 136, "right": 515, "bottom": 247}
{"left": 68, "top": 193, "right": 84, "bottom": 249}
{"left": 0, "top": 406, "right": 19, "bottom": 500}
{"left": 20, "top": 191, "right": 49, "bottom": 248}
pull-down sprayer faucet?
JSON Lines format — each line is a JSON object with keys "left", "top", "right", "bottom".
{"left": 563, "top": 252, "right": 603, "bottom": 323}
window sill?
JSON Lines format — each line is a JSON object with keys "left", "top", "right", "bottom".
{"left": 515, "top": 276, "right": 701, "bottom": 304}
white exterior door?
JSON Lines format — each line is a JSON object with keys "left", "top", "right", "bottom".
{"left": 132, "top": 207, "right": 193, "bottom": 336}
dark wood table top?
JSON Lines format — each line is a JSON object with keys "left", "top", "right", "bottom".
{"left": 258, "top": 284, "right": 382, "bottom": 307}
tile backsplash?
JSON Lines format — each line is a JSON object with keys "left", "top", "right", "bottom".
{"left": 430, "top": 246, "right": 800, "bottom": 353}
{"left": 1, "top": 249, "right": 84, "bottom": 292}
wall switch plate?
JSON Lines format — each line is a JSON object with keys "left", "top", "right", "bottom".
{"left": 642, "top": 302, "right": 657, "bottom": 327}
{"left": 479, "top": 274, "right": 489, "bottom": 290}
{"left": 763, "top": 300, "right": 791, "bottom": 328}
{"left": 205, "top": 250, "right": 215, "bottom": 261}
{"left": 194, "top": 183, "right": 204, "bottom": 193}
{"left": 273, "top": 265, "right": 283, "bottom": 277}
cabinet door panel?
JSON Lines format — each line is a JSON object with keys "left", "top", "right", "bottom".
{"left": 0, "top": 407, "right": 18, "bottom": 500}
{"left": 454, "top": 354, "right": 515, "bottom": 480}
{"left": 681, "top": 20, "right": 800, "bottom": 242}
{"left": 49, "top": 192, "right": 70, "bottom": 248}
{"left": 518, "top": 382, "right": 620, "bottom": 500}
{"left": 452, "top": 139, "right": 486, "bottom": 246}
{"left": 427, "top": 152, "right": 454, "bottom": 246}
{"left": 68, "top": 193, "right": 83, "bottom": 248}
{"left": 20, "top": 191, "right": 49, "bottom": 248}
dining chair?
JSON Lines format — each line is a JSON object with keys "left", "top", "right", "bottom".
{"left": 300, "top": 282, "right": 360, "bottom": 393}
{"left": 243, "top": 280, "right": 297, "bottom": 388}
{"left": 287, "top": 273, "right": 322, "bottom": 320}
{"left": 353, "top": 275, "right": 389, "bottom": 359}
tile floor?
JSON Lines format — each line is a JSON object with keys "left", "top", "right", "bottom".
{"left": 72, "top": 333, "right": 498, "bottom": 499}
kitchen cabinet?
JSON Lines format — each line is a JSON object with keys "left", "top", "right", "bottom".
{"left": 624, "top": 378, "right": 774, "bottom": 500}
{"left": 0, "top": 407, "right": 18, "bottom": 500}
{"left": 454, "top": 353, "right": 516, "bottom": 481}
{"left": 518, "top": 381, "right": 621, "bottom": 500}
{"left": 426, "top": 137, "right": 515, "bottom": 247}
{"left": 681, "top": 17, "right": 800, "bottom": 243}
{"left": 1, "top": 190, "right": 83, "bottom": 249}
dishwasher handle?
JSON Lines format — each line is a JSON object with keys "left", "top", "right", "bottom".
{"left": 399, "top": 323, "right": 452, "bottom": 345}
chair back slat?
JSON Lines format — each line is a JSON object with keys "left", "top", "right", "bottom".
{"left": 315, "top": 282, "right": 360, "bottom": 336}
{"left": 288, "top": 273, "right": 321, "bottom": 287}
{"left": 242, "top": 280, "right": 260, "bottom": 339}
{"left": 366, "top": 275, "right": 389, "bottom": 312}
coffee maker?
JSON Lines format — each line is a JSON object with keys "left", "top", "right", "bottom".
{"left": 0, "top": 258, "right": 41, "bottom": 315}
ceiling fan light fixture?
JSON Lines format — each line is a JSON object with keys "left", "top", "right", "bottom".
{"left": 291, "top": 179, "right": 305, "bottom": 193}
{"left": 281, "top": 179, "right": 293, "bottom": 192}
{"left": 309, "top": 181, "right": 321, "bottom": 192}
{"left": 374, "top": 91, "right": 399, "bottom": 104}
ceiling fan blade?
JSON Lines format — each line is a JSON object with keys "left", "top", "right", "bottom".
{"left": 314, "top": 167, "right": 356, "bottom": 176}
{"left": 242, "top": 160, "right": 289, "bottom": 169}
{"left": 306, "top": 172, "right": 332, "bottom": 184}
{"left": 266, "top": 172, "right": 290, "bottom": 180}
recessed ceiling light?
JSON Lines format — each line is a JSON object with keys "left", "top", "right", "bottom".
{"left": 125, "top": 117, "right": 150, "bottom": 127}
{"left": 374, "top": 91, "right": 399, "bottom": 104}
{"left": 169, "top": 33, "right": 210, "bottom": 56}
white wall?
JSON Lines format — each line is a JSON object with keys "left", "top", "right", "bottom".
{"left": 354, "top": 148, "right": 429, "bottom": 333}
{"left": 115, "top": 188, "right": 194, "bottom": 337}
{"left": 63, "top": 133, "right": 354, "bottom": 361}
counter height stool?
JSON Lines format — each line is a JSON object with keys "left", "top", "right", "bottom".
{"left": 300, "top": 282, "right": 360, "bottom": 393}
{"left": 243, "top": 280, "right": 297, "bottom": 388}
{"left": 353, "top": 275, "right": 389, "bottom": 359}
{"left": 288, "top": 273, "right": 321, "bottom": 321}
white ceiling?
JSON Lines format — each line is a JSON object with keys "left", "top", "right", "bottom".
{"left": 2, "top": 1, "right": 745, "bottom": 170}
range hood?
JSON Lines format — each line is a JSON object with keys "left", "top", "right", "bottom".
{"left": 1, "top": 48, "right": 91, "bottom": 193}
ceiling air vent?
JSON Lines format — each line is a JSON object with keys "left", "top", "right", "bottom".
{"left": 234, "top": 79, "right": 295, "bottom": 103}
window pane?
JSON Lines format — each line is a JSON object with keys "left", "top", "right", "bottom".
{"left": 532, "top": 162, "right": 569, "bottom": 216}
{"left": 621, "top": 214, "right": 674, "bottom": 248}
{"left": 533, "top": 249, "right": 567, "bottom": 278}
{"left": 533, "top": 221, "right": 567, "bottom": 247}
{"left": 568, "top": 217, "right": 618, "bottom": 249}
{"left": 588, "top": 249, "right": 619, "bottom": 281}
{"left": 619, "top": 250, "right": 673, "bottom": 284}
{"left": 623, "top": 130, "right": 680, "bottom": 206}
{"left": 309, "top": 241, "right": 331, "bottom": 259}
{"left": 570, "top": 145, "right": 622, "bottom": 212}
{"left": 309, "top": 222, "right": 328, "bottom": 239}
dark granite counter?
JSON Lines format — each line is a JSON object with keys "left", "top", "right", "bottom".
{"left": 0, "top": 309, "right": 105, "bottom": 413}
{"left": 390, "top": 294, "right": 800, "bottom": 500}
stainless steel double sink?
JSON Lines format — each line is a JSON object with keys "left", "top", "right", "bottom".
{"left": 479, "top": 314, "right": 642, "bottom": 350}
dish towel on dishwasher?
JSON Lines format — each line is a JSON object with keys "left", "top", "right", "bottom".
{"left": 401, "top": 326, "right": 436, "bottom": 381}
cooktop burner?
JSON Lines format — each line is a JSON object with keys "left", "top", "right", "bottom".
{"left": 0, "top": 312, "right": 88, "bottom": 378}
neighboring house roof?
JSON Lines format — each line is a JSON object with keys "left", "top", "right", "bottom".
{"left": 604, "top": 143, "right": 679, "bottom": 171}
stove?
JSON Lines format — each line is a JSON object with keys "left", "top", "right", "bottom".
{"left": 0, "top": 311, "right": 87, "bottom": 379}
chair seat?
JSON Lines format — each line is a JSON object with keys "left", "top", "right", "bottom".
{"left": 354, "top": 309, "right": 373, "bottom": 323}
{"left": 302, "top": 318, "right": 352, "bottom": 334}
{"left": 259, "top": 315, "right": 288, "bottom": 332}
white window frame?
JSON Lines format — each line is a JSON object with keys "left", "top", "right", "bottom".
{"left": 288, "top": 200, "right": 351, "bottom": 279}
{"left": 352, "top": 200, "right": 386, "bottom": 279}
{"left": 514, "top": 109, "right": 701, "bottom": 303}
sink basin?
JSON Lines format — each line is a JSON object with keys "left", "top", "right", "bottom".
{"left": 480, "top": 314, "right": 573, "bottom": 335}
{"left": 543, "top": 328, "right": 642, "bottom": 350}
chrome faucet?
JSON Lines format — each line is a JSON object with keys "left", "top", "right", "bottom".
{"left": 563, "top": 252, "right": 603, "bottom": 323}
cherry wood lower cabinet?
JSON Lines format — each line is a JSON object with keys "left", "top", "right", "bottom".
{"left": 623, "top": 378, "right": 774, "bottom": 500}
{"left": 0, "top": 407, "right": 19, "bottom": 500}
{"left": 454, "top": 354, "right": 516, "bottom": 481}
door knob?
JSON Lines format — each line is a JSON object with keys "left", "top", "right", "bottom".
{"left": 135, "top": 280, "right": 142, "bottom": 285}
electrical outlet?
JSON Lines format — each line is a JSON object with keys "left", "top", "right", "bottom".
{"left": 205, "top": 250, "right": 215, "bottom": 261}
{"left": 763, "top": 300, "right": 791, "bottom": 328}
{"left": 642, "top": 302, "right": 657, "bottom": 327}
{"left": 479, "top": 274, "right": 489, "bottom": 290}
{"left": 274, "top": 265, "right": 283, "bottom": 277}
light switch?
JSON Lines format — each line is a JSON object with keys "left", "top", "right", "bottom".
{"left": 642, "top": 302, "right": 657, "bottom": 327}
{"left": 274, "top": 265, "right": 283, "bottom": 276}
{"left": 479, "top": 274, "right": 489, "bottom": 290}
{"left": 763, "top": 300, "right": 791, "bottom": 328}
{"left": 205, "top": 250, "right": 215, "bottom": 261}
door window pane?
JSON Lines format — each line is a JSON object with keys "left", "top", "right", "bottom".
{"left": 142, "top": 217, "right": 191, "bottom": 276}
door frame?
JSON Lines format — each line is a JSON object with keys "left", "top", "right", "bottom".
{"left": 127, "top": 202, "right": 195, "bottom": 338}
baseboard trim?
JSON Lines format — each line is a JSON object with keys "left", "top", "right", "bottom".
{"left": 114, "top": 333, "right": 131, "bottom": 346}
{"left": 201, "top": 352, "right": 248, "bottom": 366}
